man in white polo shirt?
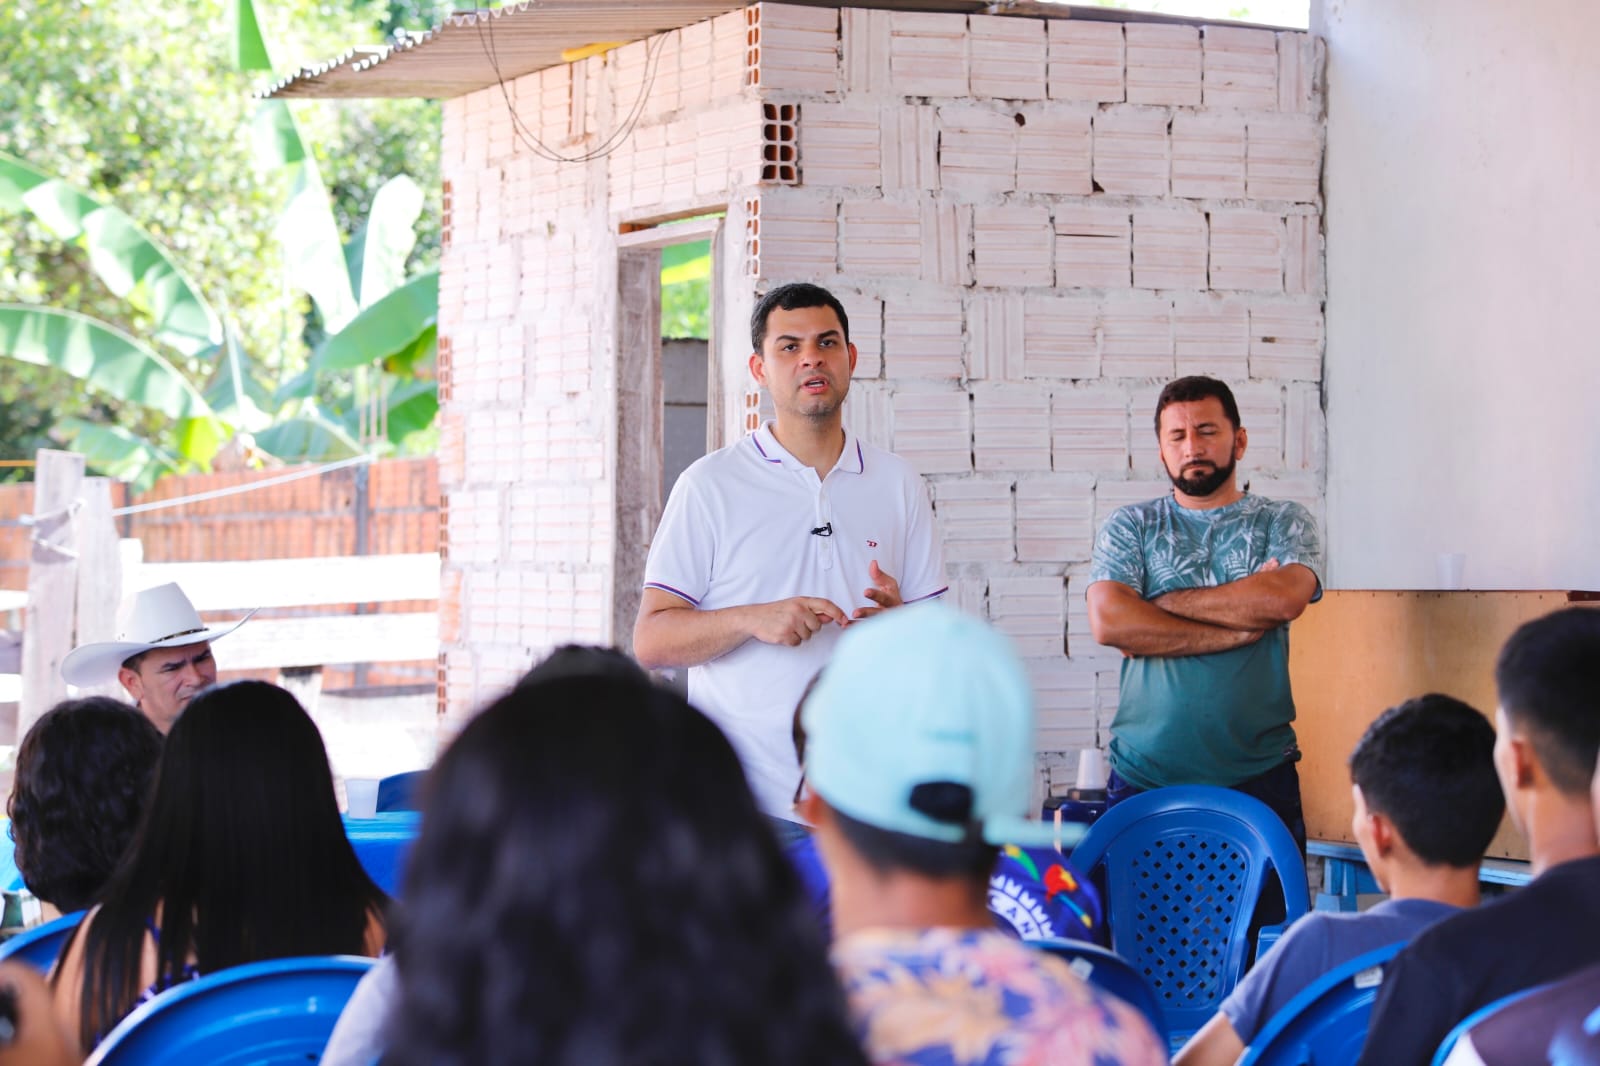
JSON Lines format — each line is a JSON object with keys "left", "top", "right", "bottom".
{"left": 634, "top": 282, "right": 947, "bottom": 837}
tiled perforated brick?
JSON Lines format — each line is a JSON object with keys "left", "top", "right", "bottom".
{"left": 762, "top": 103, "right": 799, "bottom": 184}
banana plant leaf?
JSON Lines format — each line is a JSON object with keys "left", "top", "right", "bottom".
{"left": 202, "top": 321, "right": 275, "bottom": 431}
{"left": 382, "top": 323, "right": 436, "bottom": 376}
{"left": 0, "top": 152, "right": 223, "bottom": 357}
{"left": 254, "top": 411, "right": 364, "bottom": 462}
{"left": 275, "top": 153, "right": 359, "bottom": 333}
{"left": 175, "top": 414, "right": 228, "bottom": 470}
{"left": 55, "top": 418, "right": 182, "bottom": 494}
{"left": 229, "top": 0, "right": 273, "bottom": 72}
{"left": 311, "top": 269, "right": 438, "bottom": 374}
{"left": 383, "top": 379, "right": 438, "bottom": 444}
{"left": 350, "top": 174, "right": 424, "bottom": 308}
{"left": 0, "top": 305, "right": 212, "bottom": 421}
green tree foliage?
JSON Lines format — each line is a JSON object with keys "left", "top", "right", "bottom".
{"left": 0, "top": 0, "right": 450, "bottom": 479}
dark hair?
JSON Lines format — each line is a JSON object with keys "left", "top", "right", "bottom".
{"left": 750, "top": 282, "right": 851, "bottom": 351}
{"left": 118, "top": 650, "right": 149, "bottom": 673}
{"left": 518, "top": 643, "right": 650, "bottom": 688}
{"left": 1495, "top": 609, "right": 1600, "bottom": 796}
{"left": 1153, "top": 375, "right": 1242, "bottom": 434}
{"left": 1348, "top": 694, "right": 1504, "bottom": 867}
{"left": 830, "top": 808, "right": 1001, "bottom": 881}
{"left": 385, "top": 675, "right": 867, "bottom": 1066}
{"left": 8, "top": 698, "right": 162, "bottom": 912}
{"left": 69, "top": 681, "right": 387, "bottom": 1050}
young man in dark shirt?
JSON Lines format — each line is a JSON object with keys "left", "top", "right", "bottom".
{"left": 1357, "top": 609, "right": 1600, "bottom": 1066}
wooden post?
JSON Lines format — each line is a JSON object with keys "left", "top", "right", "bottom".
{"left": 19, "top": 450, "right": 85, "bottom": 737}
{"left": 72, "top": 478, "right": 125, "bottom": 700}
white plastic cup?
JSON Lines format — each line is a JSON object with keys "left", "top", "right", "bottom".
{"left": 1076, "top": 748, "right": 1108, "bottom": 791}
{"left": 346, "top": 777, "right": 380, "bottom": 819}
{"left": 1436, "top": 553, "right": 1467, "bottom": 590}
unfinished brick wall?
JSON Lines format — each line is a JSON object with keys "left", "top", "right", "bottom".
{"left": 438, "top": 4, "right": 1327, "bottom": 780}
{"left": 749, "top": 7, "right": 1327, "bottom": 788}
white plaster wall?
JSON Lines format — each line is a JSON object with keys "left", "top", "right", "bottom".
{"left": 1317, "top": 0, "right": 1600, "bottom": 590}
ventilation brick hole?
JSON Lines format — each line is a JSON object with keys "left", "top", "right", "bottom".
{"left": 761, "top": 102, "right": 799, "bottom": 183}
{"left": 743, "top": 197, "right": 761, "bottom": 277}
{"left": 745, "top": 7, "right": 761, "bottom": 87}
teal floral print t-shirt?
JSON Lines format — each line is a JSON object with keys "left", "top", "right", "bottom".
{"left": 1088, "top": 492, "right": 1323, "bottom": 790}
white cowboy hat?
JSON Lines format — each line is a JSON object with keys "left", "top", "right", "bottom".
{"left": 60, "top": 582, "right": 256, "bottom": 686}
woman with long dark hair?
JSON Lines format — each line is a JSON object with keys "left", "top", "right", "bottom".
{"left": 379, "top": 672, "right": 867, "bottom": 1066}
{"left": 50, "top": 681, "right": 388, "bottom": 1056}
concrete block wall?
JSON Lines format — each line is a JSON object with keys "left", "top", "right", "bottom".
{"left": 437, "top": 4, "right": 1327, "bottom": 778}
{"left": 437, "top": 10, "right": 774, "bottom": 720}
{"left": 754, "top": 5, "right": 1327, "bottom": 790}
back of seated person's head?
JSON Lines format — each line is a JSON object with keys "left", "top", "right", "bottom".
{"left": 1495, "top": 609, "right": 1600, "bottom": 799}
{"left": 1347, "top": 694, "right": 1504, "bottom": 868}
{"left": 74, "top": 680, "right": 387, "bottom": 1050}
{"left": 8, "top": 697, "right": 161, "bottom": 912}
{"left": 386, "top": 673, "right": 866, "bottom": 1066}
{"left": 517, "top": 642, "right": 651, "bottom": 688}
{"left": 801, "top": 605, "right": 1051, "bottom": 894}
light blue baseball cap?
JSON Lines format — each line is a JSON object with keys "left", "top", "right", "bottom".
{"left": 801, "top": 604, "right": 1075, "bottom": 850}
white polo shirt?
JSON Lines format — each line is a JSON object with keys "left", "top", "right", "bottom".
{"left": 643, "top": 421, "right": 947, "bottom": 818}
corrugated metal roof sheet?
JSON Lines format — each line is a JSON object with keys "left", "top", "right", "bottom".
{"left": 259, "top": 0, "right": 1274, "bottom": 101}
{"left": 261, "top": 0, "right": 758, "bottom": 100}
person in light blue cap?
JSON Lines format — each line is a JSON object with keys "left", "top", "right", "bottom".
{"left": 800, "top": 604, "right": 1166, "bottom": 1066}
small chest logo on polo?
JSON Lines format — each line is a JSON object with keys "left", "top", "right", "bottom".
{"left": 866, "top": 539, "right": 877, "bottom": 548}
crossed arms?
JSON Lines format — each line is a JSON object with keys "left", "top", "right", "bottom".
{"left": 1086, "top": 560, "right": 1319, "bottom": 658}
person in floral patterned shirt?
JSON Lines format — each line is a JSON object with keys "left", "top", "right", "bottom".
{"left": 800, "top": 605, "right": 1167, "bottom": 1066}
{"left": 1086, "top": 376, "right": 1323, "bottom": 847}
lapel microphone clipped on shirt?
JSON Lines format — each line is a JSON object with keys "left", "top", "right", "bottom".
{"left": 810, "top": 522, "right": 833, "bottom": 537}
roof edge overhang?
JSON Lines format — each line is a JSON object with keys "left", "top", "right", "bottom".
{"left": 258, "top": 0, "right": 1297, "bottom": 102}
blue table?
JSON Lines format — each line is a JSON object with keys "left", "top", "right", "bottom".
{"left": 0, "top": 814, "right": 420, "bottom": 900}
{"left": 1308, "top": 839, "right": 1530, "bottom": 912}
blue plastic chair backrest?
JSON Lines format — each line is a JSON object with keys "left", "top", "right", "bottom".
{"left": 0, "top": 909, "right": 86, "bottom": 972}
{"left": 1237, "top": 942, "right": 1402, "bottom": 1066}
{"left": 376, "top": 771, "right": 424, "bottom": 813}
{"left": 1068, "top": 786, "right": 1311, "bottom": 1044}
{"left": 83, "top": 954, "right": 375, "bottom": 1066}
{"left": 1033, "top": 937, "right": 1169, "bottom": 1046}
{"left": 1428, "top": 981, "right": 1549, "bottom": 1066}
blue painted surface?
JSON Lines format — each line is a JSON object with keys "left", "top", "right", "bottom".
{"left": 1307, "top": 840, "right": 1530, "bottom": 913}
{"left": 0, "top": 813, "right": 419, "bottom": 900}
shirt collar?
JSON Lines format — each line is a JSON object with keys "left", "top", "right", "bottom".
{"left": 751, "top": 421, "right": 865, "bottom": 476}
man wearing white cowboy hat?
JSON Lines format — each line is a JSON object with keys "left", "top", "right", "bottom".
{"left": 60, "top": 583, "right": 255, "bottom": 733}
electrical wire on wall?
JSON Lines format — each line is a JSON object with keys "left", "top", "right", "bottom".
{"left": 471, "top": 9, "right": 665, "bottom": 164}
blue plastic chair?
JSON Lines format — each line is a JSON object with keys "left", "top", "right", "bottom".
{"left": 83, "top": 954, "right": 375, "bottom": 1066}
{"left": 1068, "top": 786, "right": 1311, "bottom": 1048}
{"left": 1237, "top": 942, "right": 1402, "bottom": 1065}
{"left": 376, "top": 770, "right": 424, "bottom": 813}
{"left": 0, "top": 909, "right": 85, "bottom": 971}
{"left": 1429, "top": 982, "right": 1549, "bottom": 1066}
{"left": 1034, "top": 937, "right": 1169, "bottom": 1046}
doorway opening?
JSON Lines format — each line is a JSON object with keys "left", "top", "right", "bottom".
{"left": 613, "top": 214, "right": 724, "bottom": 667}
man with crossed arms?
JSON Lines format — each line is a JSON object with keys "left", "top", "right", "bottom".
{"left": 1087, "top": 375, "right": 1322, "bottom": 845}
{"left": 634, "top": 282, "right": 946, "bottom": 840}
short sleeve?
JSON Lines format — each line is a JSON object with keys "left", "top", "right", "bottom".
{"left": 1088, "top": 506, "right": 1148, "bottom": 594}
{"left": 642, "top": 470, "right": 714, "bottom": 606}
{"left": 1219, "top": 916, "right": 1329, "bottom": 1044}
{"left": 1268, "top": 502, "right": 1324, "bottom": 602}
{"left": 899, "top": 473, "right": 947, "bottom": 603}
